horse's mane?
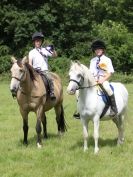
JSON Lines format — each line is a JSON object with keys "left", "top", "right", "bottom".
{"left": 17, "top": 60, "right": 36, "bottom": 81}
{"left": 71, "top": 61, "right": 92, "bottom": 76}
{"left": 25, "top": 63, "right": 36, "bottom": 81}
{"left": 71, "top": 61, "right": 96, "bottom": 85}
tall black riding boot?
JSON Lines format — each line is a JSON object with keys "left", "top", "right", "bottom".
{"left": 49, "top": 79, "right": 56, "bottom": 100}
{"left": 109, "top": 94, "right": 118, "bottom": 116}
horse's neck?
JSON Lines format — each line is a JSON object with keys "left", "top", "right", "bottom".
{"left": 20, "top": 71, "right": 45, "bottom": 97}
{"left": 79, "top": 65, "right": 97, "bottom": 101}
{"left": 20, "top": 71, "right": 34, "bottom": 93}
{"left": 81, "top": 65, "right": 96, "bottom": 87}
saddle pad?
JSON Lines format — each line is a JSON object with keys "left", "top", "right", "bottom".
{"left": 97, "top": 84, "right": 114, "bottom": 104}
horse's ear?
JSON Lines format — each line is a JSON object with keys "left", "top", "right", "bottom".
{"left": 75, "top": 60, "right": 81, "bottom": 65}
{"left": 11, "top": 56, "right": 17, "bottom": 63}
{"left": 22, "top": 56, "right": 28, "bottom": 64}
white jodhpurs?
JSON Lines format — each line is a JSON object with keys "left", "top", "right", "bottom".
{"left": 102, "top": 81, "right": 113, "bottom": 96}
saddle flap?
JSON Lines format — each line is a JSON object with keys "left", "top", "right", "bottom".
{"left": 97, "top": 84, "right": 114, "bottom": 104}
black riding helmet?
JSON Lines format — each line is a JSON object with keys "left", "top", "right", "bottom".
{"left": 32, "top": 32, "right": 44, "bottom": 41}
{"left": 91, "top": 40, "right": 106, "bottom": 52}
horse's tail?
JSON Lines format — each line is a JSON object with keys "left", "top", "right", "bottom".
{"left": 58, "top": 104, "right": 67, "bottom": 132}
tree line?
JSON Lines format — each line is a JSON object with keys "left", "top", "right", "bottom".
{"left": 0, "top": 0, "right": 133, "bottom": 73}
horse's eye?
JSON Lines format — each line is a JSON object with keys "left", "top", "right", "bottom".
{"left": 77, "top": 74, "right": 81, "bottom": 78}
{"left": 19, "top": 69, "right": 23, "bottom": 72}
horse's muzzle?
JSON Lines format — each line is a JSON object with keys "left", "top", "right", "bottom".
{"left": 10, "top": 89, "right": 17, "bottom": 98}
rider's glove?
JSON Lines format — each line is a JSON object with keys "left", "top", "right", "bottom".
{"left": 48, "top": 45, "right": 54, "bottom": 51}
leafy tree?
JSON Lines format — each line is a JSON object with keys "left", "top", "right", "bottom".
{"left": 0, "top": 0, "right": 132, "bottom": 73}
{"left": 90, "top": 21, "right": 133, "bottom": 72}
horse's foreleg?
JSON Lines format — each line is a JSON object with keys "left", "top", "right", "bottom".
{"left": 20, "top": 109, "right": 28, "bottom": 145}
{"left": 36, "top": 106, "right": 43, "bottom": 148}
{"left": 41, "top": 112, "right": 48, "bottom": 139}
{"left": 93, "top": 116, "right": 100, "bottom": 154}
{"left": 81, "top": 118, "right": 89, "bottom": 152}
{"left": 112, "top": 115, "right": 125, "bottom": 145}
{"left": 23, "top": 119, "right": 28, "bottom": 145}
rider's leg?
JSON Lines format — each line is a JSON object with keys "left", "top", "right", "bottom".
{"left": 44, "top": 71, "right": 56, "bottom": 100}
{"left": 102, "top": 81, "right": 118, "bottom": 116}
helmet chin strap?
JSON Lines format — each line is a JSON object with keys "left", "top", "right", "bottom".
{"left": 97, "top": 54, "right": 103, "bottom": 57}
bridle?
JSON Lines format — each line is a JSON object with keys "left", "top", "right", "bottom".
{"left": 69, "top": 76, "right": 98, "bottom": 90}
{"left": 69, "top": 79, "right": 81, "bottom": 87}
{"left": 11, "top": 69, "right": 26, "bottom": 83}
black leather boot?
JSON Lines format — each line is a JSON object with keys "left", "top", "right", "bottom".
{"left": 49, "top": 79, "right": 56, "bottom": 100}
{"left": 109, "top": 94, "right": 118, "bottom": 116}
{"left": 73, "top": 111, "right": 80, "bottom": 119}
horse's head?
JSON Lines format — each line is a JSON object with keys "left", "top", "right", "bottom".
{"left": 10, "top": 56, "right": 28, "bottom": 97}
{"left": 67, "top": 61, "right": 84, "bottom": 95}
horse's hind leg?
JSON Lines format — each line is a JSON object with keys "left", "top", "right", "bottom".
{"left": 112, "top": 114, "right": 125, "bottom": 145}
{"left": 41, "top": 112, "right": 48, "bottom": 139}
{"left": 54, "top": 104, "right": 66, "bottom": 135}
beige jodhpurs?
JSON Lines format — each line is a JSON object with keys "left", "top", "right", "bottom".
{"left": 102, "top": 81, "right": 113, "bottom": 96}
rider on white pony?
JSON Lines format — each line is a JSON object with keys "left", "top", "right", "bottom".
{"left": 90, "top": 40, "right": 118, "bottom": 116}
{"left": 73, "top": 40, "right": 118, "bottom": 118}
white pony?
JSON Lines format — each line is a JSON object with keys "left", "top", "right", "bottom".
{"left": 67, "top": 61, "right": 128, "bottom": 154}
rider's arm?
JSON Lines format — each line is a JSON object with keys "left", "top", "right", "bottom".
{"left": 98, "top": 72, "right": 112, "bottom": 84}
{"left": 28, "top": 51, "right": 33, "bottom": 66}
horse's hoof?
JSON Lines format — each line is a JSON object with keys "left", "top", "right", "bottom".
{"left": 44, "top": 134, "right": 48, "bottom": 139}
{"left": 94, "top": 148, "right": 99, "bottom": 154}
{"left": 58, "top": 131, "right": 64, "bottom": 136}
{"left": 117, "top": 138, "right": 124, "bottom": 145}
{"left": 84, "top": 147, "right": 88, "bottom": 152}
{"left": 23, "top": 141, "right": 28, "bottom": 146}
{"left": 37, "top": 143, "right": 42, "bottom": 148}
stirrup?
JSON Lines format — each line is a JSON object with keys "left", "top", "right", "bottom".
{"left": 73, "top": 112, "right": 80, "bottom": 119}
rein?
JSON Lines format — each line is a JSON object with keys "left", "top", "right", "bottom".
{"left": 69, "top": 78, "right": 98, "bottom": 90}
{"left": 78, "top": 84, "right": 98, "bottom": 90}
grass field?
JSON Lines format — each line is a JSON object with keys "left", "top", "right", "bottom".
{"left": 0, "top": 81, "right": 133, "bottom": 177}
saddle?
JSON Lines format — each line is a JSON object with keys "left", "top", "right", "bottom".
{"left": 97, "top": 84, "right": 114, "bottom": 118}
{"left": 35, "top": 69, "right": 51, "bottom": 98}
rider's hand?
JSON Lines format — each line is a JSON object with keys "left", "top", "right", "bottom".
{"left": 48, "top": 45, "right": 54, "bottom": 51}
{"left": 97, "top": 79, "right": 105, "bottom": 84}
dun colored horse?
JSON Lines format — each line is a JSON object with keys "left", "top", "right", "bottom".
{"left": 10, "top": 57, "right": 66, "bottom": 148}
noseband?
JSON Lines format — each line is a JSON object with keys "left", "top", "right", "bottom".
{"left": 69, "top": 76, "right": 97, "bottom": 90}
{"left": 69, "top": 79, "right": 81, "bottom": 87}
{"left": 69, "top": 75, "right": 84, "bottom": 90}
{"left": 12, "top": 76, "right": 22, "bottom": 81}
{"left": 11, "top": 70, "right": 26, "bottom": 82}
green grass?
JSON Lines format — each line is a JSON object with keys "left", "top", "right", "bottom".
{"left": 0, "top": 82, "right": 133, "bottom": 177}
